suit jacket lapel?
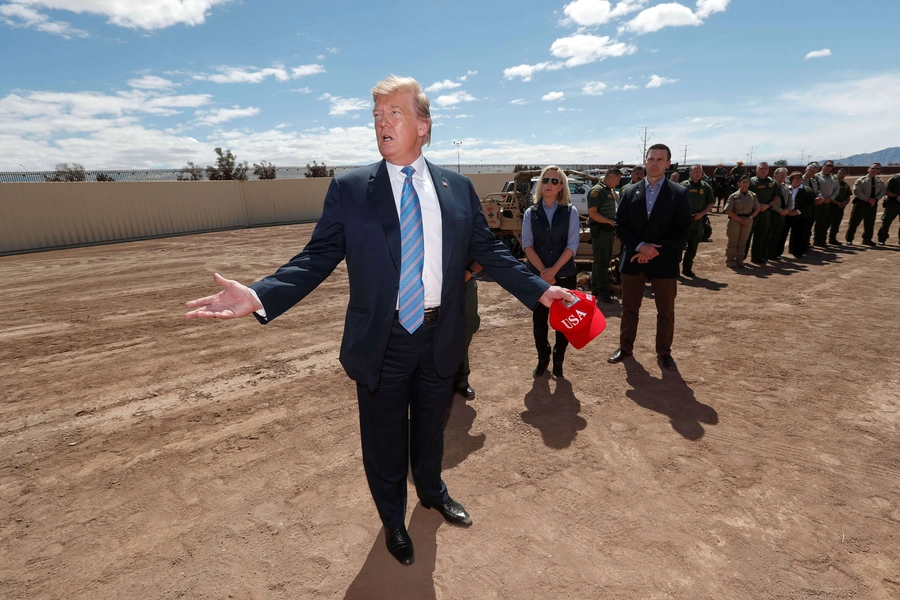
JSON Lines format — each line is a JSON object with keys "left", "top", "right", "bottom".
{"left": 369, "top": 160, "right": 401, "bottom": 274}
{"left": 633, "top": 182, "right": 648, "bottom": 227}
{"left": 427, "top": 159, "right": 456, "bottom": 280}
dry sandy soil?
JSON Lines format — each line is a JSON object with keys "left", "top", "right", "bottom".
{"left": 2, "top": 211, "right": 899, "bottom": 599}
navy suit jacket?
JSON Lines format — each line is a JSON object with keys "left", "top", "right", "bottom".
{"left": 615, "top": 178, "right": 692, "bottom": 279}
{"left": 249, "top": 159, "right": 548, "bottom": 392}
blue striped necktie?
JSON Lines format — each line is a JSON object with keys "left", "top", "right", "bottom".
{"left": 398, "top": 166, "right": 425, "bottom": 333}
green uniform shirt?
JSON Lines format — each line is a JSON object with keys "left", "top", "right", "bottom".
{"left": 887, "top": 174, "right": 900, "bottom": 196}
{"left": 588, "top": 182, "right": 617, "bottom": 222}
{"left": 749, "top": 176, "right": 776, "bottom": 205}
{"left": 681, "top": 179, "right": 714, "bottom": 213}
{"left": 730, "top": 166, "right": 746, "bottom": 179}
{"left": 835, "top": 181, "right": 852, "bottom": 204}
{"left": 714, "top": 167, "right": 728, "bottom": 178}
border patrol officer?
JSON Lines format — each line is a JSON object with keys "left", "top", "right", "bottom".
{"left": 846, "top": 163, "right": 886, "bottom": 247}
{"left": 877, "top": 172, "right": 900, "bottom": 245}
{"left": 588, "top": 168, "right": 622, "bottom": 303}
{"left": 829, "top": 169, "right": 852, "bottom": 245}
{"left": 813, "top": 160, "right": 840, "bottom": 247}
{"left": 680, "top": 164, "right": 715, "bottom": 277}
{"left": 724, "top": 175, "right": 760, "bottom": 268}
{"left": 746, "top": 162, "right": 777, "bottom": 264}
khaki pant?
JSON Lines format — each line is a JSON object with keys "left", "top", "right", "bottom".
{"left": 726, "top": 218, "right": 752, "bottom": 264}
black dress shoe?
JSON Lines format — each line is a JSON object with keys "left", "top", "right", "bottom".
{"left": 600, "top": 293, "right": 614, "bottom": 303}
{"left": 421, "top": 498, "right": 472, "bottom": 527}
{"left": 878, "top": 240, "right": 887, "bottom": 246}
{"left": 457, "top": 384, "right": 475, "bottom": 399}
{"left": 384, "top": 526, "right": 415, "bottom": 566}
{"left": 864, "top": 240, "right": 877, "bottom": 247}
{"left": 682, "top": 268, "right": 695, "bottom": 277}
{"left": 607, "top": 348, "right": 632, "bottom": 363}
{"left": 552, "top": 362, "right": 563, "bottom": 378}
{"left": 657, "top": 354, "right": 677, "bottom": 370}
{"left": 533, "top": 357, "right": 550, "bottom": 378}
{"left": 830, "top": 240, "right": 842, "bottom": 246}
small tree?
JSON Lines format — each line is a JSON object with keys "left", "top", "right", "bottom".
{"left": 513, "top": 164, "right": 541, "bottom": 172}
{"left": 253, "top": 161, "right": 277, "bottom": 180}
{"left": 177, "top": 161, "right": 205, "bottom": 181}
{"left": 95, "top": 173, "right": 116, "bottom": 182}
{"left": 773, "top": 159, "right": 788, "bottom": 166}
{"left": 206, "top": 147, "right": 248, "bottom": 181}
{"left": 305, "top": 160, "right": 334, "bottom": 178}
{"left": 44, "top": 163, "right": 86, "bottom": 182}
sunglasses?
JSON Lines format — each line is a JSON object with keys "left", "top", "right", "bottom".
{"left": 824, "top": 163, "right": 834, "bottom": 167}
{"left": 541, "top": 177, "right": 561, "bottom": 185}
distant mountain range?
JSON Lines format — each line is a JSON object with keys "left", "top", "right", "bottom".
{"left": 829, "top": 147, "right": 900, "bottom": 166}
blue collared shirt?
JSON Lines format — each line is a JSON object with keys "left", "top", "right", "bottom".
{"left": 521, "top": 201, "right": 580, "bottom": 256}
{"left": 644, "top": 177, "right": 664, "bottom": 216}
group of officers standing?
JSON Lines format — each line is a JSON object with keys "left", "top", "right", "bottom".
{"left": 586, "top": 160, "right": 900, "bottom": 290}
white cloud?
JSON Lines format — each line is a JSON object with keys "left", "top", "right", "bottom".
{"left": 316, "top": 54, "right": 325, "bottom": 60}
{"left": 194, "top": 65, "right": 324, "bottom": 84}
{"left": 610, "top": 0, "right": 648, "bottom": 18}
{"left": 195, "top": 105, "right": 260, "bottom": 126}
{"left": 128, "top": 75, "right": 175, "bottom": 90}
{"left": 291, "top": 87, "right": 312, "bottom": 94}
{"left": 425, "top": 79, "right": 462, "bottom": 93}
{"left": 5, "top": 0, "right": 230, "bottom": 30}
{"left": 503, "top": 62, "right": 564, "bottom": 82}
{"left": 646, "top": 74, "right": 678, "bottom": 88}
{"left": 562, "top": 0, "right": 612, "bottom": 26}
{"left": 435, "top": 91, "right": 476, "bottom": 107}
{"left": 620, "top": 2, "right": 702, "bottom": 34}
{"left": 510, "top": 99, "right": 528, "bottom": 105}
{"left": 292, "top": 64, "right": 326, "bottom": 77}
{"left": 455, "top": 114, "right": 471, "bottom": 119}
{"left": 615, "top": 84, "right": 638, "bottom": 90}
{"left": 781, "top": 73, "right": 899, "bottom": 117}
{"left": 326, "top": 47, "right": 339, "bottom": 53}
{"left": 582, "top": 81, "right": 608, "bottom": 96}
{"left": 542, "top": 91, "right": 565, "bottom": 101}
{"left": 318, "top": 93, "right": 370, "bottom": 116}
{"left": 804, "top": 48, "right": 832, "bottom": 60}
{"left": 550, "top": 34, "right": 637, "bottom": 67}
{"left": 695, "top": 0, "right": 729, "bottom": 18}
{"left": 0, "top": 3, "right": 87, "bottom": 38}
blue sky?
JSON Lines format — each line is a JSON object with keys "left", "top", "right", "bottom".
{"left": 1, "top": 0, "right": 898, "bottom": 170}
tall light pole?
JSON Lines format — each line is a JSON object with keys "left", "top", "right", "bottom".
{"left": 453, "top": 141, "right": 462, "bottom": 173}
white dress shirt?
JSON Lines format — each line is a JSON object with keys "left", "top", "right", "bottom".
{"left": 385, "top": 155, "right": 443, "bottom": 309}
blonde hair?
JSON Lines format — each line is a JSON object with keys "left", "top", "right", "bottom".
{"left": 534, "top": 165, "right": 570, "bottom": 206}
{"left": 371, "top": 74, "right": 433, "bottom": 146}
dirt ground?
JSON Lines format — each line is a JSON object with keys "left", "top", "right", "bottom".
{"left": 2, "top": 211, "right": 899, "bottom": 600}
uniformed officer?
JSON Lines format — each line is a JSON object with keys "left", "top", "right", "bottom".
{"left": 713, "top": 162, "right": 728, "bottom": 211}
{"left": 846, "top": 163, "right": 886, "bottom": 247}
{"left": 453, "top": 258, "right": 482, "bottom": 399}
{"left": 813, "top": 160, "right": 840, "bottom": 247}
{"left": 745, "top": 162, "right": 777, "bottom": 264}
{"left": 680, "top": 164, "right": 715, "bottom": 277}
{"left": 767, "top": 167, "right": 793, "bottom": 260}
{"left": 723, "top": 175, "right": 760, "bottom": 269}
{"left": 800, "top": 163, "right": 821, "bottom": 252}
{"left": 622, "top": 165, "right": 644, "bottom": 194}
{"left": 587, "top": 168, "right": 622, "bottom": 303}
{"left": 829, "top": 168, "right": 852, "bottom": 245}
{"left": 729, "top": 161, "right": 746, "bottom": 181}
{"left": 877, "top": 172, "right": 900, "bottom": 245}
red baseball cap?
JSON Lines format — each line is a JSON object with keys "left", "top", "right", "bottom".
{"left": 549, "top": 290, "right": 607, "bottom": 349}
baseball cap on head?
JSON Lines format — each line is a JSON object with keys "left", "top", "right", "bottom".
{"left": 549, "top": 290, "right": 607, "bottom": 349}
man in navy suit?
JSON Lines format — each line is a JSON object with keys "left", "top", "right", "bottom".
{"left": 185, "top": 75, "right": 573, "bottom": 566}
{"left": 607, "top": 144, "right": 692, "bottom": 371}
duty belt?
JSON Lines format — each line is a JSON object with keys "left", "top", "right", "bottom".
{"left": 736, "top": 213, "right": 751, "bottom": 217}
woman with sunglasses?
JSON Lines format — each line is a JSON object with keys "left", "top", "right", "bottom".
{"left": 521, "top": 165, "right": 581, "bottom": 379}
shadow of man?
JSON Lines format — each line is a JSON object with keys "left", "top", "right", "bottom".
{"left": 520, "top": 376, "right": 587, "bottom": 449}
{"left": 622, "top": 360, "right": 718, "bottom": 440}
{"left": 343, "top": 504, "right": 444, "bottom": 600}
{"left": 679, "top": 275, "right": 728, "bottom": 292}
{"left": 443, "top": 393, "right": 486, "bottom": 469}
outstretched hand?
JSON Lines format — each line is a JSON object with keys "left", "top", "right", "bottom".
{"left": 538, "top": 285, "right": 576, "bottom": 308}
{"left": 185, "top": 273, "right": 262, "bottom": 320}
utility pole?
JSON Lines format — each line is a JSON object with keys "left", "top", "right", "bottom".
{"left": 800, "top": 149, "right": 805, "bottom": 165}
{"left": 682, "top": 145, "right": 689, "bottom": 165}
{"left": 748, "top": 146, "right": 754, "bottom": 164}
{"left": 453, "top": 141, "right": 462, "bottom": 173}
{"left": 639, "top": 127, "right": 653, "bottom": 159}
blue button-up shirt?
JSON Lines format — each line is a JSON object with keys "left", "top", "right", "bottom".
{"left": 644, "top": 177, "right": 663, "bottom": 216}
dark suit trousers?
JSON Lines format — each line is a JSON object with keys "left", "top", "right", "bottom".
{"left": 620, "top": 272, "right": 677, "bottom": 356}
{"left": 356, "top": 316, "right": 452, "bottom": 530}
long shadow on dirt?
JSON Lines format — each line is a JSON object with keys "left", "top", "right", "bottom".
{"left": 520, "top": 376, "right": 587, "bottom": 449}
{"left": 622, "top": 359, "right": 718, "bottom": 440}
{"left": 443, "top": 393, "right": 486, "bottom": 469}
{"left": 344, "top": 504, "right": 443, "bottom": 600}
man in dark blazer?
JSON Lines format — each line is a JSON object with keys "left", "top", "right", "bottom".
{"left": 185, "top": 75, "right": 572, "bottom": 567}
{"left": 608, "top": 144, "right": 692, "bottom": 371}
